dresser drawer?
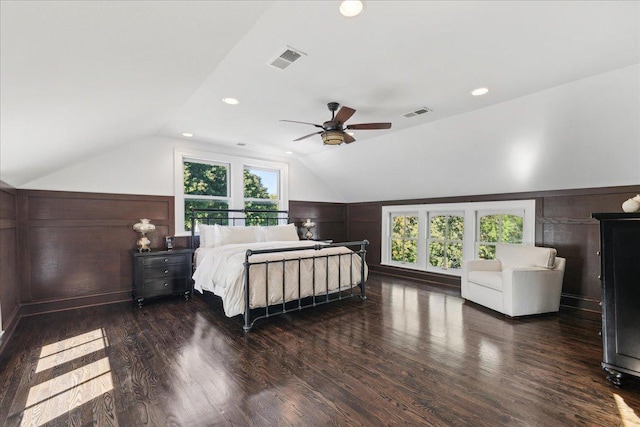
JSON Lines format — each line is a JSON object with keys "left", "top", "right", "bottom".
{"left": 143, "top": 263, "right": 189, "bottom": 278}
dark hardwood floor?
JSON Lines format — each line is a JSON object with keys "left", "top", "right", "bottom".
{"left": 1, "top": 273, "right": 638, "bottom": 426}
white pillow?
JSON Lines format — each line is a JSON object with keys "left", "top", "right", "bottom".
{"left": 262, "top": 224, "right": 300, "bottom": 242}
{"left": 216, "top": 226, "right": 260, "bottom": 246}
{"left": 198, "top": 223, "right": 219, "bottom": 248}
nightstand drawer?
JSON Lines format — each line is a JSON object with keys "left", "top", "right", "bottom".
{"left": 143, "top": 278, "right": 189, "bottom": 295}
{"left": 143, "top": 254, "right": 189, "bottom": 268}
{"left": 143, "top": 263, "right": 189, "bottom": 278}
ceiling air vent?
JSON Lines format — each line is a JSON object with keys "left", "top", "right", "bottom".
{"left": 269, "top": 46, "right": 306, "bottom": 70}
{"left": 403, "top": 107, "right": 432, "bottom": 118}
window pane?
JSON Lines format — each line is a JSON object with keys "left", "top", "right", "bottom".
{"left": 447, "top": 242, "right": 463, "bottom": 269}
{"left": 184, "top": 161, "right": 228, "bottom": 197}
{"left": 502, "top": 214, "right": 523, "bottom": 243}
{"left": 430, "top": 215, "right": 446, "bottom": 239}
{"left": 478, "top": 244, "right": 496, "bottom": 260}
{"left": 404, "top": 239, "right": 417, "bottom": 263}
{"left": 392, "top": 217, "right": 404, "bottom": 238}
{"left": 244, "top": 201, "right": 281, "bottom": 226}
{"left": 244, "top": 168, "right": 278, "bottom": 199}
{"left": 448, "top": 216, "right": 464, "bottom": 241}
{"left": 391, "top": 239, "right": 405, "bottom": 262}
{"left": 184, "top": 199, "right": 229, "bottom": 230}
{"left": 479, "top": 215, "right": 499, "bottom": 242}
{"left": 429, "top": 241, "right": 445, "bottom": 267}
{"left": 406, "top": 216, "right": 419, "bottom": 238}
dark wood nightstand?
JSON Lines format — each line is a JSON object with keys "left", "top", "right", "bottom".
{"left": 132, "top": 248, "right": 193, "bottom": 307}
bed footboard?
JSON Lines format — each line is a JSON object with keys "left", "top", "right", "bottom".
{"left": 242, "top": 240, "right": 368, "bottom": 332}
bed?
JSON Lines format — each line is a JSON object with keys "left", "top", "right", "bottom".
{"left": 190, "top": 208, "right": 368, "bottom": 331}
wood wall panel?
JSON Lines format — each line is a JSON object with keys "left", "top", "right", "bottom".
{"left": 28, "top": 192, "right": 172, "bottom": 221}
{"left": 289, "top": 201, "right": 346, "bottom": 242}
{"left": 0, "top": 181, "right": 20, "bottom": 354}
{"left": 17, "top": 190, "right": 174, "bottom": 315}
{"left": 346, "top": 185, "right": 640, "bottom": 312}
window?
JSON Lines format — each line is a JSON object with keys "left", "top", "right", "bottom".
{"left": 174, "top": 150, "right": 288, "bottom": 234}
{"left": 428, "top": 213, "right": 464, "bottom": 271}
{"left": 477, "top": 213, "right": 524, "bottom": 259}
{"left": 391, "top": 214, "right": 418, "bottom": 264}
{"left": 244, "top": 167, "right": 281, "bottom": 225}
{"left": 381, "top": 200, "right": 535, "bottom": 277}
{"left": 183, "top": 159, "right": 230, "bottom": 230}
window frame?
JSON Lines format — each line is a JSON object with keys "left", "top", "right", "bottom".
{"left": 174, "top": 149, "right": 289, "bottom": 236}
{"left": 427, "top": 211, "right": 465, "bottom": 274}
{"left": 381, "top": 200, "right": 535, "bottom": 277}
{"left": 390, "top": 212, "right": 420, "bottom": 265}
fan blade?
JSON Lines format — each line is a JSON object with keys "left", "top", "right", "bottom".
{"left": 344, "top": 133, "right": 356, "bottom": 144}
{"left": 333, "top": 106, "right": 356, "bottom": 125}
{"left": 346, "top": 122, "right": 392, "bottom": 130}
{"left": 293, "top": 131, "right": 322, "bottom": 141}
{"left": 280, "top": 120, "right": 324, "bottom": 129}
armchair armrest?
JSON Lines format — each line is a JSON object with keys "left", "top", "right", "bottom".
{"left": 466, "top": 259, "right": 502, "bottom": 272}
{"left": 461, "top": 259, "right": 502, "bottom": 299}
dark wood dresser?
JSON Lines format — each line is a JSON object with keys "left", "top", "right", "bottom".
{"left": 132, "top": 248, "right": 194, "bottom": 307}
{"left": 592, "top": 212, "right": 640, "bottom": 386}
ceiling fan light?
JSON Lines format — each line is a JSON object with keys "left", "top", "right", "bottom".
{"left": 321, "top": 130, "right": 344, "bottom": 145}
{"left": 339, "top": 1, "right": 364, "bottom": 18}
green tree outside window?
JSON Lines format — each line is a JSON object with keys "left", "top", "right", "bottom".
{"left": 478, "top": 214, "right": 523, "bottom": 259}
{"left": 428, "top": 214, "right": 464, "bottom": 269}
{"left": 391, "top": 215, "right": 418, "bottom": 264}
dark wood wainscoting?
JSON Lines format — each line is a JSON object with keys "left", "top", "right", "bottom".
{"left": 347, "top": 185, "right": 640, "bottom": 312}
{"left": 0, "top": 181, "right": 20, "bottom": 353}
{"left": 289, "top": 200, "right": 346, "bottom": 242}
{"left": 16, "top": 190, "right": 174, "bottom": 316}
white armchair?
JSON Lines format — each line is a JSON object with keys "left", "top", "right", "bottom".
{"left": 461, "top": 243, "right": 566, "bottom": 316}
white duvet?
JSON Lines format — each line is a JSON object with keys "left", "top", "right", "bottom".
{"left": 193, "top": 241, "right": 368, "bottom": 317}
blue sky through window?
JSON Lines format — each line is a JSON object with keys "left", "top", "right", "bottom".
{"left": 247, "top": 168, "right": 278, "bottom": 198}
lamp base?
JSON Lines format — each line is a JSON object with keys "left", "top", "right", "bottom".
{"left": 137, "top": 235, "right": 151, "bottom": 252}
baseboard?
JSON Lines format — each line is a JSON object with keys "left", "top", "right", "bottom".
{"left": 560, "top": 294, "right": 601, "bottom": 313}
{"left": 20, "top": 290, "right": 133, "bottom": 317}
{"left": 369, "top": 265, "right": 460, "bottom": 288}
{"left": 0, "top": 305, "right": 21, "bottom": 356}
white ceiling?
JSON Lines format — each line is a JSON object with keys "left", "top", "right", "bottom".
{"left": 1, "top": 1, "right": 639, "bottom": 188}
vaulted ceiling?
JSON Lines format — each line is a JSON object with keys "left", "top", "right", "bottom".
{"left": 1, "top": 1, "right": 639, "bottom": 194}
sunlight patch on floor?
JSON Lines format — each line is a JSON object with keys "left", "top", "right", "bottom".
{"left": 36, "top": 328, "right": 109, "bottom": 372}
{"left": 21, "top": 328, "right": 115, "bottom": 426}
{"left": 614, "top": 393, "right": 640, "bottom": 427}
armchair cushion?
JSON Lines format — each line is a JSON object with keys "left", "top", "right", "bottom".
{"left": 496, "top": 243, "right": 556, "bottom": 269}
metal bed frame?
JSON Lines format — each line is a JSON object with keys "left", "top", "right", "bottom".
{"left": 189, "top": 208, "right": 368, "bottom": 332}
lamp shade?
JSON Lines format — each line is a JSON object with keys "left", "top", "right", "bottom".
{"left": 321, "top": 130, "right": 344, "bottom": 145}
{"left": 133, "top": 219, "right": 156, "bottom": 234}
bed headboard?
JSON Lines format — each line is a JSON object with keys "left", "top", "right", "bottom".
{"left": 189, "top": 208, "right": 290, "bottom": 249}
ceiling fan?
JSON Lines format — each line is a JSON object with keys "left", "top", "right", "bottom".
{"left": 281, "top": 102, "right": 392, "bottom": 145}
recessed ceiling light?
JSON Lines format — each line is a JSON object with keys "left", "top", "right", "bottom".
{"left": 285, "top": 151, "right": 294, "bottom": 155}
{"left": 471, "top": 87, "right": 489, "bottom": 96}
{"left": 182, "top": 132, "right": 193, "bottom": 137}
{"left": 222, "top": 97, "right": 239, "bottom": 105}
{"left": 339, "top": 1, "right": 364, "bottom": 18}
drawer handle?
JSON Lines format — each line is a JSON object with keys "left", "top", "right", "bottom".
{"left": 164, "top": 283, "right": 168, "bottom": 287}
{"left": 164, "top": 270, "right": 169, "bottom": 274}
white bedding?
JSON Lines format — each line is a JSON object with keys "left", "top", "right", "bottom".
{"left": 193, "top": 241, "right": 368, "bottom": 317}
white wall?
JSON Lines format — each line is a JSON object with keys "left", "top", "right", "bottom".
{"left": 22, "top": 136, "right": 344, "bottom": 202}
{"left": 22, "top": 65, "right": 639, "bottom": 203}
{"left": 300, "top": 64, "right": 640, "bottom": 202}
